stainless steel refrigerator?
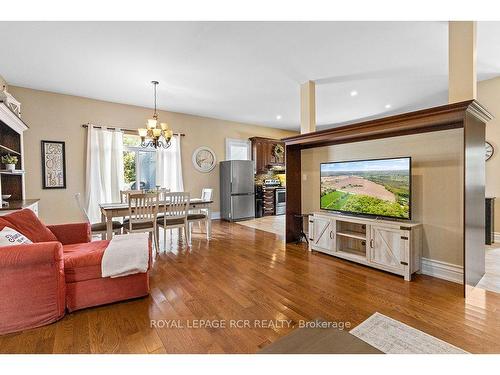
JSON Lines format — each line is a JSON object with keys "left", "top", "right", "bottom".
{"left": 220, "top": 160, "right": 255, "bottom": 221}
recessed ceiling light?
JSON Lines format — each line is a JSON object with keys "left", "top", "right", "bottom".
{"left": 276, "top": 115, "right": 282, "bottom": 120}
{"left": 385, "top": 104, "right": 392, "bottom": 109}
{"left": 350, "top": 90, "right": 358, "bottom": 97}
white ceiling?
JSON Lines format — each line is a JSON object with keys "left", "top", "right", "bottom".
{"left": 0, "top": 21, "right": 498, "bottom": 131}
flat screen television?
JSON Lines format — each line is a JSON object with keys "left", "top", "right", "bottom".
{"left": 320, "top": 157, "right": 411, "bottom": 220}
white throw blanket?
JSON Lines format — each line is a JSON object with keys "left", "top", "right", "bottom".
{"left": 101, "top": 233, "right": 149, "bottom": 278}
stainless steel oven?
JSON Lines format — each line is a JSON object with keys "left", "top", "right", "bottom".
{"left": 275, "top": 188, "right": 286, "bottom": 215}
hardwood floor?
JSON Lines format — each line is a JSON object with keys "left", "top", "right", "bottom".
{"left": 2, "top": 220, "right": 500, "bottom": 353}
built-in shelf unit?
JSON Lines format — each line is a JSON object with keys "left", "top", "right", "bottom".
{"left": 0, "top": 98, "right": 29, "bottom": 205}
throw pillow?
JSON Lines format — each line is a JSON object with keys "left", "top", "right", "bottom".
{"left": 3, "top": 208, "right": 58, "bottom": 243}
{"left": 0, "top": 226, "right": 33, "bottom": 247}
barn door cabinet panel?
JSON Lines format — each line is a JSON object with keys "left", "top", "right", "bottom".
{"left": 310, "top": 215, "right": 336, "bottom": 254}
{"left": 369, "top": 226, "right": 406, "bottom": 274}
{"left": 309, "top": 212, "right": 422, "bottom": 281}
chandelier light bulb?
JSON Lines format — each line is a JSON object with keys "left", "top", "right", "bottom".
{"left": 147, "top": 119, "right": 157, "bottom": 129}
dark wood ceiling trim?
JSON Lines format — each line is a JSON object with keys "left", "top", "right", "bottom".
{"left": 282, "top": 100, "right": 493, "bottom": 148}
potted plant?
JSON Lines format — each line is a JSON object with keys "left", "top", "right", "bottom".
{"left": 1, "top": 154, "right": 18, "bottom": 172}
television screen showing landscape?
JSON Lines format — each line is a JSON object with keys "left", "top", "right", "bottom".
{"left": 320, "top": 157, "right": 411, "bottom": 219}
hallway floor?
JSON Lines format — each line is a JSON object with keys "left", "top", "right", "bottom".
{"left": 235, "top": 215, "right": 285, "bottom": 238}
{"left": 477, "top": 243, "right": 500, "bottom": 294}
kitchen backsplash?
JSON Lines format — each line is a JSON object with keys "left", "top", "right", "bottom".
{"left": 255, "top": 172, "right": 286, "bottom": 186}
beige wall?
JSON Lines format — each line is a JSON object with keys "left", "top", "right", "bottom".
{"left": 479, "top": 77, "right": 500, "bottom": 232}
{"left": 9, "top": 86, "right": 296, "bottom": 224}
{"left": 301, "top": 129, "right": 464, "bottom": 265}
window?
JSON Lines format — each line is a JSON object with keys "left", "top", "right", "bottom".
{"left": 225, "top": 138, "right": 251, "bottom": 161}
{"left": 123, "top": 134, "right": 157, "bottom": 190}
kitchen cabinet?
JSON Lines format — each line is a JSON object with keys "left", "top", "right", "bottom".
{"left": 249, "top": 137, "right": 285, "bottom": 174}
{"left": 263, "top": 188, "right": 275, "bottom": 216}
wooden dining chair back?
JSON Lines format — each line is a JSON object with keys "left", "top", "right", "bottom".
{"left": 157, "top": 192, "right": 190, "bottom": 250}
{"left": 201, "top": 188, "right": 213, "bottom": 202}
{"left": 157, "top": 188, "right": 171, "bottom": 201}
{"left": 127, "top": 192, "right": 159, "bottom": 225}
{"left": 120, "top": 189, "right": 141, "bottom": 203}
{"left": 75, "top": 192, "right": 122, "bottom": 239}
{"left": 163, "top": 192, "right": 190, "bottom": 219}
{"left": 188, "top": 188, "right": 213, "bottom": 240}
{"left": 74, "top": 192, "right": 91, "bottom": 222}
{"left": 123, "top": 192, "right": 159, "bottom": 252}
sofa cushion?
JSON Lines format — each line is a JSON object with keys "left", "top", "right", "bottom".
{"left": 63, "top": 240, "right": 109, "bottom": 283}
{"left": 2, "top": 209, "right": 58, "bottom": 243}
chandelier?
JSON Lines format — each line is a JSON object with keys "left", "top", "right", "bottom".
{"left": 138, "top": 81, "right": 174, "bottom": 149}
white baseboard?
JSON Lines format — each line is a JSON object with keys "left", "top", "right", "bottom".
{"left": 211, "top": 211, "right": 221, "bottom": 220}
{"left": 421, "top": 257, "right": 463, "bottom": 284}
{"left": 494, "top": 232, "right": 500, "bottom": 243}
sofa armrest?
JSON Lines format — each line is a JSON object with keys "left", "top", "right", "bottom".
{"left": 0, "top": 241, "right": 64, "bottom": 268}
{"left": 48, "top": 222, "right": 91, "bottom": 245}
{"left": 0, "top": 241, "right": 66, "bottom": 335}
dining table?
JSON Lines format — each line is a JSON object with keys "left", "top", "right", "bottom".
{"left": 99, "top": 198, "right": 214, "bottom": 239}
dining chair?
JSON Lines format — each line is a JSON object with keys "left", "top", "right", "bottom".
{"left": 189, "top": 188, "right": 213, "bottom": 236}
{"left": 155, "top": 188, "right": 171, "bottom": 219}
{"left": 74, "top": 193, "right": 122, "bottom": 239}
{"left": 201, "top": 188, "right": 213, "bottom": 202}
{"left": 123, "top": 192, "right": 160, "bottom": 254}
{"left": 156, "top": 192, "right": 190, "bottom": 250}
{"left": 120, "top": 189, "right": 141, "bottom": 203}
{"left": 157, "top": 187, "right": 171, "bottom": 201}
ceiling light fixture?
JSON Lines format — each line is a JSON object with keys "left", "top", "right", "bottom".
{"left": 350, "top": 90, "right": 358, "bottom": 97}
{"left": 385, "top": 104, "right": 392, "bottom": 109}
{"left": 276, "top": 115, "right": 282, "bottom": 120}
{"left": 137, "top": 81, "right": 174, "bottom": 149}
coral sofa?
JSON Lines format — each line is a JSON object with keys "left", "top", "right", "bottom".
{"left": 0, "top": 209, "right": 150, "bottom": 335}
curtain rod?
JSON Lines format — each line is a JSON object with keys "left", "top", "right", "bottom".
{"left": 81, "top": 124, "right": 185, "bottom": 136}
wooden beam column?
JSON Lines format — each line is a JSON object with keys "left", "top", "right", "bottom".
{"left": 448, "top": 21, "right": 487, "bottom": 296}
{"left": 449, "top": 21, "right": 477, "bottom": 103}
{"left": 285, "top": 145, "right": 301, "bottom": 243}
{"left": 300, "top": 81, "right": 316, "bottom": 134}
{"left": 284, "top": 81, "right": 316, "bottom": 242}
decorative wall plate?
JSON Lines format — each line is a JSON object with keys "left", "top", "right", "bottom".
{"left": 192, "top": 146, "right": 217, "bottom": 172}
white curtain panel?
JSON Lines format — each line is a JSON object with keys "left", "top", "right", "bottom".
{"left": 156, "top": 135, "right": 184, "bottom": 192}
{"left": 85, "top": 126, "right": 124, "bottom": 223}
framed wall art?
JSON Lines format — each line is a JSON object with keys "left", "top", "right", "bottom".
{"left": 41, "top": 140, "right": 67, "bottom": 189}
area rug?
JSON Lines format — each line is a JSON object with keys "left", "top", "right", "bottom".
{"left": 259, "top": 322, "right": 382, "bottom": 354}
{"left": 350, "top": 312, "right": 468, "bottom": 354}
